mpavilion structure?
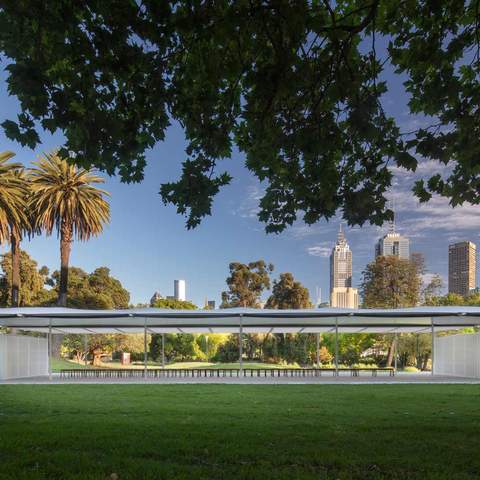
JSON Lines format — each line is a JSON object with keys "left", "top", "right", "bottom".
{"left": 1, "top": 306, "right": 480, "bottom": 380}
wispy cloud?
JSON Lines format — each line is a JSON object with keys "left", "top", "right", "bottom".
{"left": 232, "top": 183, "right": 264, "bottom": 219}
{"left": 389, "top": 158, "right": 450, "bottom": 179}
{"left": 306, "top": 242, "right": 332, "bottom": 257}
{"left": 399, "top": 196, "right": 480, "bottom": 236}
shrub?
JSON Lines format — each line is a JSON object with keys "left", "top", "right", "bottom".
{"left": 403, "top": 366, "right": 420, "bottom": 373}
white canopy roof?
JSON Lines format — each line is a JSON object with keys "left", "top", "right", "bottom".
{"left": 1, "top": 306, "right": 479, "bottom": 334}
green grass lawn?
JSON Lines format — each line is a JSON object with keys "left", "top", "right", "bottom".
{"left": 0, "top": 386, "right": 479, "bottom": 480}
{"left": 50, "top": 357, "right": 87, "bottom": 371}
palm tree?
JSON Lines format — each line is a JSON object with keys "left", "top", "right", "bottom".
{"left": 29, "top": 151, "right": 110, "bottom": 307}
{"left": 0, "top": 151, "right": 30, "bottom": 307}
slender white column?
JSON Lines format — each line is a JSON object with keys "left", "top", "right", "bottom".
{"left": 316, "top": 333, "right": 320, "bottom": 368}
{"left": 161, "top": 333, "right": 165, "bottom": 369}
{"left": 83, "top": 334, "right": 88, "bottom": 367}
{"left": 335, "top": 318, "right": 339, "bottom": 376}
{"left": 394, "top": 332, "right": 398, "bottom": 373}
{"left": 143, "top": 319, "right": 147, "bottom": 377}
{"left": 48, "top": 320, "right": 52, "bottom": 381}
{"left": 431, "top": 319, "right": 435, "bottom": 376}
{"left": 239, "top": 314, "right": 243, "bottom": 375}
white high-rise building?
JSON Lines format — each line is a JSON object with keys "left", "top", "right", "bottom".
{"left": 174, "top": 279, "right": 186, "bottom": 301}
{"left": 330, "top": 225, "right": 358, "bottom": 309}
{"left": 375, "top": 216, "right": 409, "bottom": 260}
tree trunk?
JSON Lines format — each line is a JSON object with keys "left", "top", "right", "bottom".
{"left": 58, "top": 221, "right": 73, "bottom": 307}
{"left": 52, "top": 222, "right": 72, "bottom": 357}
{"left": 10, "top": 228, "right": 20, "bottom": 308}
{"left": 386, "top": 339, "right": 395, "bottom": 367}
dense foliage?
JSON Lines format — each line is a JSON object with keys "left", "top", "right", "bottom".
{"left": 1, "top": 2, "right": 478, "bottom": 232}
{"left": 55, "top": 266, "right": 132, "bottom": 363}
{"left": 47, "top": 266, "right": 130, "bottom": 309}
{"left": 149, "top": 297, "right": 201, "bottom": 362}
{"left": 221, "top": 260, "right": 273, "bottom": 308}
{"left": 265, "top": 272, "right": 312, "bottom": 309}
{"left": 0, "top": 250, "right": 51, "bottom": 306}
{"left": 361, "top": 255, "right": 421, "bottom": 308}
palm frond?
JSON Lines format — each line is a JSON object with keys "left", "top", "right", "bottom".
{"left": 28, "top": 151, "right": 110, "bottom": 240}
{"left": 0, "top": 151, "right": 30, "bottom": 244}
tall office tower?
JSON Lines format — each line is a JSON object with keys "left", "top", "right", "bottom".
{"left": 330, "top": 287, "right": 359, "bottom": 309}
{"left": 207, "top": 300, "right": 216, "bottom": 310}
{"left": 330, "top": 225, "right": 352, "bottom": 289}
{"left": 448, "top": 241, "right": 477, "bottom": 296}
{"left": 150, "top": 291, "right": 163, "bottom": 306}
{"left": 330, "top": 225, "right": 358, "bottom": 308}
{"left": 204, "top": 299, "right": 216, "bottom": 310}
{"left": 375, "top": 217, "right": 410, "bottom": 259}
{"left": 174, "top": 279, "right": 186, "bottom": 301}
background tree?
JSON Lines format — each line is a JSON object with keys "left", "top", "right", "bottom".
{"left": 361, "top": 256, "right": 421, "bottom": 309}
{"left": 1, "top": 3, "right": 478, "bottom": 233}
{"left": 321, "top": 333, "right": 376, "bottom": 366}
{"left": 47, "top": 267, "right": 130, "bottom": 309}
{"left": 424, "top": 291, "right": 480, "bottom": 307}
{"left": 67, "top": 333, "right": 149, "bottom": 366}
{"left": 422, "top": 274, "right": 444, "bottom": 305}
{"left": 196, "top": 334, "right": 229, "bottom": 362}
{"left": 263, "top": 272, "right": 313, "bottom": 365}
{"left": 221, "top": 260, "right": 273, "bottom": 308}
{"left": 29, "top": 151, "right": 110, "bottom": 306}
{"left": 0, "top": 151, "right": 30, "bottom": 307}
{"left": 57, "top": 267, "right": 132, "bottom": 364}
{"left": 265, "top": 272, "right": 312, "bottom": 309}
{"left": 0, "top": 250, "right": 52, "bottom": 306}
{"left": 362, "top": 255, "right": 422, "bottom": 366}
{"left": 149, "top": 297, "right": 199, "bottom": 363}
{"left": 151, "top": 298, "right": 197, "bottom": 310}
{"left": 220, "top": 260, "right": 273, "bottom": 364}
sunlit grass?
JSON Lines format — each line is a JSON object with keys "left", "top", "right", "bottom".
{"left": 0, "top": 385, "right": 479, "bottom": 479}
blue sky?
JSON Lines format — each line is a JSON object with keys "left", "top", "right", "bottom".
{"left": 0, "top": 59, "right": 478, "bottom": 307}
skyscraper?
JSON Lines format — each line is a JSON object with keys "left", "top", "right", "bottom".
{"left": 330, "top": 225, "right": 358, "bottom": 308}
{"left": 375, "top": 217, "right": 410, "bottom": 259}
{"left": 174, "top": 279, "right": 186, "bottom": 301}
{"left": 330, "top": 225, "right": 352, "bottom": 290}
{"left": 448, "top": 241, "right": 477, "bottom": 296}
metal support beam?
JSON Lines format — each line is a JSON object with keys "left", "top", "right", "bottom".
{"left": 48, "top": 320, "right": 52, "bottom": 381}
{"left": 316, "top": 333, "right": 320, "bottom": 368}
{"left": 83, "top": 334, "right": 88, "bottom": 367}
{"left": 394, "top": 332, "right": 398, "bottom": 373}
{"left": 335, "top": 318, "right": 339, "bottom": 376}
{"left": 431, "top": 319, "right": 435, "bottom": 376}
{"left": 161, "top": 333, "right": 165, "bottom": 369}
{"left": 143, "top": 319, "right": 147, "bottom": 377}
{"left": 239, "top": 314, "right": 243, "bottom": 375}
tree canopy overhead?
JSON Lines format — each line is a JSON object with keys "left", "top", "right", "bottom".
{"left": 0, "top": 2, "right": 478, "bottom": 232}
